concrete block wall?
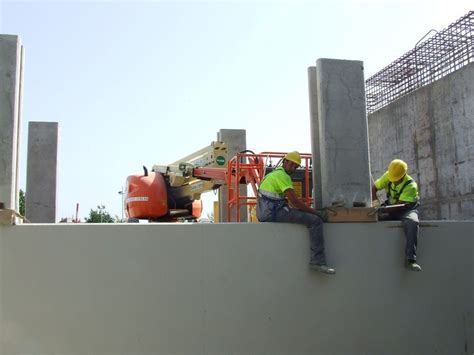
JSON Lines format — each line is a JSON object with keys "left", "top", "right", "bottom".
{"left": 0, "top": 222, "right": 472, "bottom": 354}
{"left": 0, "top": 35, "right": 24, "bottom": 210}
{"left": 368, "top": 63, "right": 474, "bottom": 220}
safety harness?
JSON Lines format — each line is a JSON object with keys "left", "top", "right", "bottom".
{"left": 257, "top": 191, "right": 287, "bottom": 222}
{"left": 383, "top": 178, "right": 420, "bottom": 214}
{"left": 386, "top": 179, "right": 413, "bottom": 202}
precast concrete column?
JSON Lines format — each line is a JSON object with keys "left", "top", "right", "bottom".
{"left": 315, "top": 58, "right": 371, "bottom": 207}
{"left": 25, "top": 122, "right": 59, "bottom": 223}
{"left": 307, "top": 66, "right": 323, "bottom": 209}
{"left": 0, "top": 35, "right": 24, "bottom": 210}
{"left": 217, "top": 129, "right": 247, "bottom": 222}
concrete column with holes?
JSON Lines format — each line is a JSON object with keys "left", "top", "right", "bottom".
{"left": 25, "top": 122, "right": 59, "bottom": 223}
{"left": 0, "top": 35, "right": 24, "bottom": 210}
{"left": 315, "top": 58, "right": 372, "bottom": 207}
{"left": 217, "top": 129, "right": 247, "bottom": 222}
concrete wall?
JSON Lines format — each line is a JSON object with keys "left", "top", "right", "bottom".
{"left": 368, "top": 63, "right": 474, "bottom": 220}
{"left": 217, "top": 129, "right": 247, "bottom": 222}
{"left": 0, "top": 35, "right": 24, "bottom": 210}
{"left": 1, "top": 222, "right": 472, "bottom": 354}
{"left": 25, "top": 122, "right": 59, "bottom": 223}
{"left": 307, "top": 66, "right": 323, "bottom": 209}
{"left": 316, "top": 59, "right": 371, "bottom": 208}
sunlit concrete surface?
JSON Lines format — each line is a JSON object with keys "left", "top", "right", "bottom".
{"left": 0, "top": 35, "right": 23, "bottom": 211}
{"left": 0, "top": 222, "right": 472, "bottom": 354}
{"left": 25, "top": 122, "right": 59, "bottom": 223}
{"left": 315, "top": 59, "right": 371, "bottom": 208}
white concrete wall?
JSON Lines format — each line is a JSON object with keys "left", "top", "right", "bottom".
{"left": 1, "top": 222, "right": 472, "bottom": 354}
{"left": 368, "top": 63, "right": 474, "bottom": 220}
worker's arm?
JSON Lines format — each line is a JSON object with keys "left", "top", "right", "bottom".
{"left": 371, "top": 173, "right": 380, "bottom": 201}
{"left": 371, "top": 183, "right": 378, "bottom": 200}
{"left": 284, "top": 188, "right": 317, "bottom": 215}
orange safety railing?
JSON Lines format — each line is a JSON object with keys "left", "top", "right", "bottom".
{"left": 226, "top": 152, "right": 313, "bottom": 222}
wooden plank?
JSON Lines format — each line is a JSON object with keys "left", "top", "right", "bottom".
{"left": 0, "top": 208, "right": 15, "bottom": 225}
{"left": 327, "top": 207, "right": 377, "bottom": 223}
{"left": 0, "top": 208, "right": 28, "bottom": 225}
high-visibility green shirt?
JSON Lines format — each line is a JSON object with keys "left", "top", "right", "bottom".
{"left": 374, "top": 171, "right": 419, "bottom": 204}
{"left": 259, "top": 167, "right": 293, "bottom": 198}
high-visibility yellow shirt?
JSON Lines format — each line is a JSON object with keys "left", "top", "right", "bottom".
{"left": 375, "top": 171, "right": 419, "bottom": 204}
{"left": 259, "top": 167, "right": 293, "bottom": 198}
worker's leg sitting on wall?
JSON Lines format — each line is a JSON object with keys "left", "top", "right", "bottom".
{"left": 257, "top": 199, "right": 335, "bottom": 275}
{"left": 401, "top": 209, "right": 421, "bottom": 272}
{"left": 378, "top": 208, "right": 422, "bottom": 272}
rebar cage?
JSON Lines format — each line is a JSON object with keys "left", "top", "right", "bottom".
{"left": 365, "top": 11, "right": 473, "bottom": 114}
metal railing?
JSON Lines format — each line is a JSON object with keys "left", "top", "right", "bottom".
{"left": 226, "top": 152, "right": 313, "bottom": 222}
{"left": 365, "top": 11, "right": 473, "bottom": 114}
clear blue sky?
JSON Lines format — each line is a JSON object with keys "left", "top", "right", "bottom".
{"left": 1, "top": 0, "right": 471, "bottom": 221}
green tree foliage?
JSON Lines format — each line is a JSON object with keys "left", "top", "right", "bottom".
{"left": 85, "top": 205, "right": 115, "bottom": 223}
{"left": 19, "top": 189, "right": 26, "bottom": 216}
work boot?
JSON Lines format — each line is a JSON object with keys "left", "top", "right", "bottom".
{"left": 405, "top": 260, "right": 422, "bottom": 272}
{"left": 309, "top": 263, "right": 336, "bottom": 275}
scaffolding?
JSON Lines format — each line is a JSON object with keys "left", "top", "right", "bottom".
{"left": 226, "top": 152, "right": 313, "bottom": 222}
{"left": 365, "top": 11, "right": 474, "bottom": 114}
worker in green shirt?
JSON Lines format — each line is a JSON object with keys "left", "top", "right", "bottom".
{"left": 372, "top": 159, "right": 422, "bottom": 272}
{"left": 256, "top": 151, "right": 335, "bottom": 275}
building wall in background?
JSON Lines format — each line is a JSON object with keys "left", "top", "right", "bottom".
{"left": 368, "top": 63, "right": 474, "bottom": 220}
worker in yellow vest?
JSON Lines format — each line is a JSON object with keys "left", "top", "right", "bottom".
{"left": 256, "top": 151, "right": 335, "bottom": 275}
{"left": 372, "top": 159, "right": 422, "bottom": 272}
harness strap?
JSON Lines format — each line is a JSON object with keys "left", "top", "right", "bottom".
{"left": 258, "top": 192, "right": 286, "bottom": 222}
{"left": 387, "top": 179, "right": 413, "bottom": 201}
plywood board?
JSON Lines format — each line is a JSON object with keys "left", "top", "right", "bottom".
{"left": 327, "top": 207, "right": 377, "bottom": 223}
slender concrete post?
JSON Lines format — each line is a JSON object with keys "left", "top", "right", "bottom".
{"left": 315, "top": 58, "right": 371, "bottom": 207}
{"left": 0, "top": 35, "right": 24, "bottom": 210}
{"left": 25, "top": 122, "right": 59, "bottom": 223}
{"left": 308, "top": 66, "right": 323, "bottom": 209}
{"left": 217, "top": 129, "right": 247, "bottom": 222}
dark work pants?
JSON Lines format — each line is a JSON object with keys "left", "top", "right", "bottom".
{"left": 256, "top": 199, "right": 326, "bottom": 265}
{"left": 380, "top": 209, "right": 419, "bottom": 261}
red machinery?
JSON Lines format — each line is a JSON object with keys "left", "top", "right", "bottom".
{"left": 124, "top": 142, "right": 228, "bottom": 222}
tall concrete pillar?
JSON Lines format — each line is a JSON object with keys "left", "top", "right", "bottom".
{"left": 0, "top": 35, "right": 24, "bottom": 210}
{"left": 315, "top": 58, "right": 371, "bottom": 207}
{"left": 307, "top": 66, "right": 323, "bottom": 209}
{"left": 217, "top": 129, "right": 247, "bottom": 222}
{"left": 25, "top": 122, "right": 59, "bottom": 223}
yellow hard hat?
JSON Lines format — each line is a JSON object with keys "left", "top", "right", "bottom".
{"left": 388, "top": 159, "right": 408, "bottom": 182}
{"left": 284, "top": 151, "right": 301, "bottom": 166}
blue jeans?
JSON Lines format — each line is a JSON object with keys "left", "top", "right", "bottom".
{"left": 256, "top": 198, "right": 326, "bottom": 265}
{"left": 379, "top": 208, "right": 419, "bottom": 261}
